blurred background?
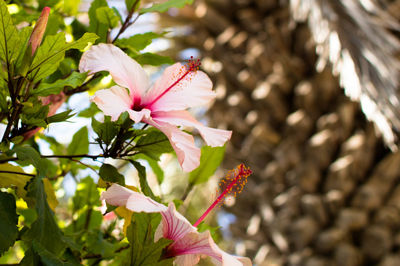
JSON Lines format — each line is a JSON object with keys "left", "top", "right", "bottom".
{"left": 157, "top": 0, "right": 400, "bottom": 265}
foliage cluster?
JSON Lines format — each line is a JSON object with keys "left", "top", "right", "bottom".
{"left": 0, "top": 0, "right": 230, "bottom": 265}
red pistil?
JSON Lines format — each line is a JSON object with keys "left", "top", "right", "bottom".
{"left": 193, "top": 164, "right": 252, "bottom": 227}
{"left": 145, "top": 57, "right": 201, "bottom": 108}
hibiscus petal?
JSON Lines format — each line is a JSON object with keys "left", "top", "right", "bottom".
{"left": 79, "top": 44, "right": 149, "bottom": 102}
{"left": 101, "top": 184, "right": 167, "bottom": 213}
{"left": 91, "top": 86, "right": 131, "bottom": 121}
{"left": 152, "top": 110, "right": 232, "bottom": 147}
{"left": 144, "top": 118, "right": 201, "bottom": 172}
{"left": 143, "top": 63, "right": 215, "bottom": 111}
{"left": 157, "top": 203, "right": 197, "bottom": 242}
{"left": 171, "top": 231, "right": 251, "bottom": 266}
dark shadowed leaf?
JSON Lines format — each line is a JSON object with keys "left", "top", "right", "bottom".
{"left": 0, "top": 192, "right": 18, "bottom": 256}
{"left": 22, "top": 177, "right": 66, "bottom": 256}
{"left": 99, "top": 163, "right": 125, "bottom": 185}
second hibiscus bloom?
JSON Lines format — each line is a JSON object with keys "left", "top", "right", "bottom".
{"left": 79, "top": 44, "right": 231, "bottom": 172}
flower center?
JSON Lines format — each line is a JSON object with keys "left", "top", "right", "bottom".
{"left": 145, "top": 56, "right": 201, "bottom": 108}
{"left": 192, "top": 164, "right": 252, "bottom": 227}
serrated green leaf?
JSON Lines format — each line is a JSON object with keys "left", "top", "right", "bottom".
{"left": 189, "top": 145, "right": 226, "bottom": 185}
{"left": 99, "top": 164, "right": 125, "bottom": 185}
{"left": 134, "top": 52, "right": 174, "bottom": 66}
{"left": 0, "top": 1, "right": 19, "bottom": 66}
{"left": 139, "top": 0, "right": 194, "bottom": 14}
{"left": 0, "top": 163, "right": 31, "bottom": 198}
{"left": 88, "top": 0, "right": 108, "bottom": 43}
{"left": 33, "top": 72, "right": 88, "bottom": 96}
{"left": 135, "top": 129, "right": 173, "bottom": 160}
{"left": 117, "top": 32, "right": 165, "bottom": 52}
{"left": 28, "top": 32, "right": 98, "bottom": 82}
{"left": 67, "top": 127, "right": 89, "bottom": 155}
{"left": 22, "top": 177, "right": 66, "bottom": 255}
{"left": 46, "top": 110, "right": 75, "bottom": 124}
{"left": 96, "top": 7, "right": 119, "bottom": 28}
{"left": 0, "top": 192, "right": 18, "bottom": 256}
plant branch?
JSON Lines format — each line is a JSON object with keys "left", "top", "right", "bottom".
{"left": 0, "top": 170, "right": 35, "bottom": 177}
{"left": 112, "top": 0, "right": 141, "bottom": 43}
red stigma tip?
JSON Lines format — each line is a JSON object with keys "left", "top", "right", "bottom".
{"left": 186, "top": 56, "right": 201, "bottom": 72}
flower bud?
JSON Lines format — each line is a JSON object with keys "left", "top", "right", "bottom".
{"left": 28, "top": 7, "right": 50, "bottom": 55}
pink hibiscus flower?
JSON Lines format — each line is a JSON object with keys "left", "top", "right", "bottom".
{"left": 101, "top": 164, "right": 252, "bottom": 266}
{"left": 79, "top": 44, "right": 231, "bottom": 172}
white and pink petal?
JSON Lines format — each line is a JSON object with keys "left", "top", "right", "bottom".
{"left": 143, "top": 63, "right": 215, "bottom": 112}
{"left": 152, "top": 110, "right": 232, "bottom": 147}
{"left": 101, "top": 184, "right": 167, "bottom": 213}
{"left": 91, "top": 86, "right": 132, "bottom": 121}
{"left": 145, "top": 118, "right": 201, "bottom": 172}
{"left": 79, "top": 44, "right": 149, "bottom": 102}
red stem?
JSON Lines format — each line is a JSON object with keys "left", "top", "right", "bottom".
{"left": 193, "top": 164, "right": 248, "bottom": 227}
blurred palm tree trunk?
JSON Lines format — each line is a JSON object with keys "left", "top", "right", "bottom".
{"left": 162, "top": 0, "right": 400, "bottom": 265}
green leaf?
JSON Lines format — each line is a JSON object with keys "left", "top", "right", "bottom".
{"left": 133, "top": 52, "right": 174, "bottom": 66}
{"left": 67, "top": 127, "right": 89, "bottom": 155}
{"left": 0, "top": 192, "right": 18, "bottom": 256}
{"left": 96, "top": 7, "right": 119, "bottom": 28}
{"left": 125, "top": 0, "right": 141, "bottom": 11}
{"left": 132, "top": 154, "right": 164, "bottom": 184}
{"left": 189, "top": 145, "right": 226, "bottom": 185}
{"left": 0, "top": 163, "right": 31, "bottom": 198}
{"left": 79, "top": 102, "right": 100, "bottom": 117}
{"left": 88, "top": 0, "right": 108, "bottom": 43}
{"left": 46, "top": 110, "right": 75, "bottom": 124}
{"left": 0, "top": 0, "right": 19, "bottom": 66}
{"left": 92, "top": 117, "right": 118, "bottom": 145}
{"left": 139, "top": 0, "right": 194, "bottom": 14}
{"left": 130, "top": 160, "right": 155, "bottom": 199}
{"left": 125, "top": 213, "right": 172, "bottom": 265}
{"left": 29, "top": 32, "right": 98, "bottom": 82}
{"left": 116, "top": 32, "right": 165, "bottom": 52}
{"left": 99, "top": 164, "right": 125, "bottom": 185}
{"left": 20, "top": 103, "right": 49, "bottom": 127}
{"left": 14, "top": 146, "right": 47, "bottom": 174}
{"left": 72, "top": 176, "right": 100, "bottom": 211}
{"left": 135, "top": 129, "right": 173, "bottom": 161}
{"left": 33, "top": 72, "right": 88, "bottom": 96}
{"left": 32, "top": 241, "right": 76, "bottom": 266}
{"left": 22, "top": 177, "right": 66, "bottom": 255}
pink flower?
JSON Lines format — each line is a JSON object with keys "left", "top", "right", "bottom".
{"left": 79, "top": 44, "right": 231, "bottom": 172}
{"left": 28, "top": 7, "right": 50, "bottom": 55}
{"left": 101, "top": 164, "right": 252, "bottom": 266}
